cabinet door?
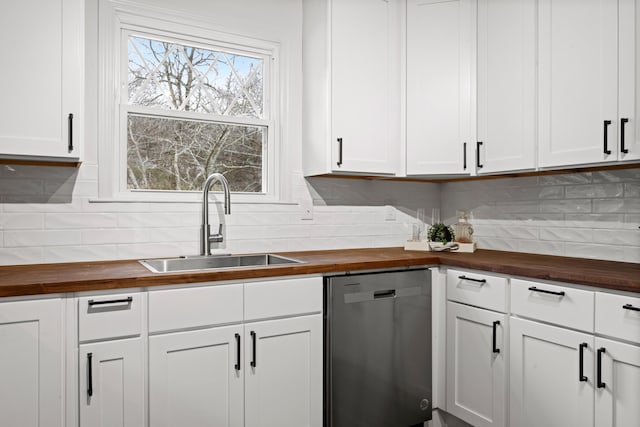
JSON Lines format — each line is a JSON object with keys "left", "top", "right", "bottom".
{"left": 510, "top": 317, "right": 595, "bottom": 427}
{"left": 538, "top": 0, "right": 618, "bottom": 168}
{"left": 245, "top": 315, "right": 322, "bottom": 427}
{"left": 477, "top": 0, "right": 536, "bottom": 173}
{"left": 618, "top": 0, "right": 640, "bottom": 161}
{"left": 79, "top": 338, "right": 144, "bottom": 427}
{"left": 446, "top": 302, "right": 506, "bottom": 427}
{"left": 0, "top": 298, "right": 63, "bottom": 427}
{"left": 406, "top": 0, "right": 474, "bottom": 175}
{"left": 0, "top": 0, "right": 82, "bottom": 160}
{"left": 331, "top": 0, "right": 398, "bottom": 174}
{"left": 594, "top": 337, "right": 640, "bottom": 427}
{"left": 149, "top": 325, "right": 243, "bottom": 427}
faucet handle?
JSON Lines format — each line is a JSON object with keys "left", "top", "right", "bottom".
{"left": 208, "top": 223, "right": 224, "bottom": 243}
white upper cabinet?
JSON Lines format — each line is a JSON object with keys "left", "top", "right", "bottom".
{"left": 0, "top": 0, "right": 83, "bottom": 162}
{"left": 302, "top": 0, "right": 400, "bottom": 176}
{"left": 538, "top": 0, "right": 619, "bottom": 168}
{"left": 406, "top": 0, "right": 474, "bottom": 175}
{"left": 476, "top": 0, "right": 536, "bottom": 174}
{"left": 618, "top": 0, "right": 640, "bottom": 161}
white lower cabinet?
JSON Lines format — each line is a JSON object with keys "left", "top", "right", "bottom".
{"left": 149, "top": 325, "right": 244, "bottom": 427}
{"left": 245, "top": 315, "right": 322, "bottom": 427}
{"left": 0, "top": 298, "right": 64, "bottom": 427}
{"left": 79, "top": 338, "right": 145, "bottom": 427}
{"left": 446, "top": 302, "right": 507, "bottom": 427}
{"left": 594, "top": 337, "right": 640, "bottom": 427}
{"left": 146, "top": 276, "right": 323, "bottom": 427}
{"left": 509, "top": 317, "right": 595, "bottom": 427}
{"left": 443, "top": 274, "right": 640, "bottom": 427}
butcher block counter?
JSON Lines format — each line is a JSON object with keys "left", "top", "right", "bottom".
{"left": 0, "top": 247, "right": 638, "bottom": 297}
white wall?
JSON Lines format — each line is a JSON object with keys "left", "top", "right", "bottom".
{"left": 0, "top": 0, "right": 440, "bottom": 265}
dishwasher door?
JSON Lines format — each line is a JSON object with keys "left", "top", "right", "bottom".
{"left": 325, "top": 269, "right": 432, "bottom": 427}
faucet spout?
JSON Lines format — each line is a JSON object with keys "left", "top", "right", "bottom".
{"left": 200, "top": 173, "right": 231, "bottom": 256}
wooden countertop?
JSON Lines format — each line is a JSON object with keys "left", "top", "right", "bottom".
{"left": 0, "top": 248, "right": 638, "bottom": 297}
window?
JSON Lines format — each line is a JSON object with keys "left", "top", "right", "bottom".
{"left": 99, "top": 4, "right": 279, "bottom": 200}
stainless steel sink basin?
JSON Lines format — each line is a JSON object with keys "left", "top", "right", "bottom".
{"left": 139, "top": 254, "right": 304, "bottom": 273}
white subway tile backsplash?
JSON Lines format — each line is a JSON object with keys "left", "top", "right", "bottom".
{"left": 442, "top": 168, "right": 640, "bottom": 263}
{"left": 593, "top": 199, "right": 625, "bottom": 213}
{"left": 517, "top": 240, "right": 565, "bottom": 256}
{"left": 539, "top": 200, "right": 592, "bottom": 213}
{"left": 0, "top": 164, "right": 639, "bottom": 265}
{"left": 46, "top": 213, "right": 118, "bottom": 229}
{"left": 43, "top": 245, "right": 118, "bottom": 263}
{"left": 564, "top": 243, "right": 626, "bottom": 262}
{"left": 539, "top": 173, "right": 591, "bottom": 185}
{"left": 565, "top": 183, "right": 624, "bottom": 199}
{"left": 592, "top": 229, "right": 640, "bottom": 246}
{"left": 624, "top": 183, "right": 640, "bottom": 197}
{"left": 0, "top": 179, "right": 44, "bottom": 196}
{"left": 1, "top": 213, "right": 45, "bottom": 230}
{"left": 564, "top": 214, "right": 625, "bottom": 228}
{"left": 0, "top": 247, "right": 44, "bottom": 264}
{"left": 116, "top": 212, "right": 200, "bottom": 228}
{"left": 4, "top": 230, "right": 82, "bottom": 247}
{"left": 593, "top": 170, "right": 640, "bottom": 182}
{"left": 539, "top": 227, "right": 593, "bottom": 243}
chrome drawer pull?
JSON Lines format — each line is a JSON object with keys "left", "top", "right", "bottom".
{"left": 528, "top": 286, "right": 565, "bottom": 297}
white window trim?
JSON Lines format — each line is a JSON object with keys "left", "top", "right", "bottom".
{"left": 97, "top": 0, "right": 281, "bottom": 203}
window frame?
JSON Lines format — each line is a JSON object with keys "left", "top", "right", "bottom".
{"left": 98, "top": 1, "right": 281, "bottom": 203}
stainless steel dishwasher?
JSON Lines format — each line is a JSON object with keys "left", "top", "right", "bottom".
{"left": 325, "top": 268, "right": 432, "bottom": 427}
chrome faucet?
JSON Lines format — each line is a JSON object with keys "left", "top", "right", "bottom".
{"left": 200, "top": 173, "right": 231, "bottom": 256}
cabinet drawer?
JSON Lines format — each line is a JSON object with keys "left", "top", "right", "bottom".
{"left": 446, "top": 269, "right": 507, "bottom": 312}
{"left": 78, "top": 292, "right": 143, "bottom": 342}
{"left": 245, "top": 276, "right": 322, "bottom": 321}
{"left": 148, "top": 283, "right": 243, "bottom": 333}
{"left": 511, "top": 279, "right": 594, "bottom": 332}
{"left": 596, "top": 292, "right": 640, "bottom": 343}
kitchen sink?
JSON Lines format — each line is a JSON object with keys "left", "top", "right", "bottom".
{"left": 139, "top": 253, "right": 304, "bottom": 273}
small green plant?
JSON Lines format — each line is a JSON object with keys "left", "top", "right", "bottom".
{"left": 428, "top": 223, "right": 455, "bottom": 244}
